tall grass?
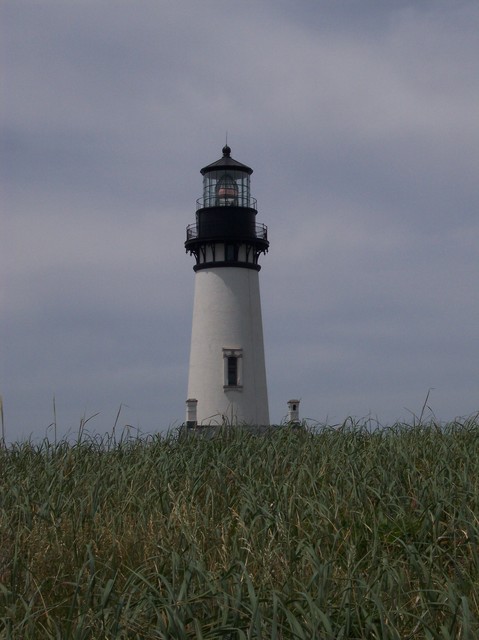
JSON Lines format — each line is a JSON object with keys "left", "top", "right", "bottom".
{"left": 1, "top": 418, "right": 479, "bottom": 638}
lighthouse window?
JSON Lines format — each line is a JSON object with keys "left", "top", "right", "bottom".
{"left": 227, "top": 357, "right": 237, "bottom": 386}
{"left": 223, "top": 348, "right": 243, "bottom": 388}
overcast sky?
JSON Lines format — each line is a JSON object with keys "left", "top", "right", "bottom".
{"left": 2, "top": 1, "right": 478, "bottom": 441}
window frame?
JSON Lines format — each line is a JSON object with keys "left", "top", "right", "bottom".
{"left": 223, "top": 348, "right": 243, "bottom": 389}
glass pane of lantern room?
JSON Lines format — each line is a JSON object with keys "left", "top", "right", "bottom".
{"left": 203, "top": 174, "right": 217, "bottom": 208}
{"left": 203, "top": 170, "right": 251, "bottom": 208}
{"left": 233, "top": 171, "right": 250, "bottom": 207}
{"left": 216, "top": 173, "right": 238, "bottom": 206}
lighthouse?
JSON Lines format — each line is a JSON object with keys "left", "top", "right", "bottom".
{"left": 185, "top": 145, "right": 270, "bottom": 426}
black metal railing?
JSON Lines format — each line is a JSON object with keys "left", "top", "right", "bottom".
{"left": 186, "top": 224, "right": 198, "bottom": 240}
{"left": 196, "top": 195, "right": 257, "bottom": 210}
{"left": 186, "top": 222, "right": 267, "bottom": 242}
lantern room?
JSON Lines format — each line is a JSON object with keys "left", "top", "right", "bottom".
{"left": 200, "top": 145, "right": 254, "bottom": 209}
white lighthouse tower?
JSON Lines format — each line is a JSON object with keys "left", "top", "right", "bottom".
{"left": 185, "top": 145, "right": 269, "bottom": 426}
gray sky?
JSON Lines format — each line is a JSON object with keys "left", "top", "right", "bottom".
{"left": 2, "top": 0, "right": 478, "bottom": 441}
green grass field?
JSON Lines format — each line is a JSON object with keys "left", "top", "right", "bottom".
{"left": 1, "top": 418, "right": 479, "bottom": 638}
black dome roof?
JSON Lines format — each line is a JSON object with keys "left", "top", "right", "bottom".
{"left": 200, "top": 146, "right": 253, "bottom": 176}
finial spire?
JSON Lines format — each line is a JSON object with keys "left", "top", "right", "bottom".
{"left": 222, "top": 131, "right": 231, "bottom": 157}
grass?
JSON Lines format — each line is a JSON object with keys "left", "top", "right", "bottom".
{"left": 1, "top": 417, "right": 479, "bottom": 638}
